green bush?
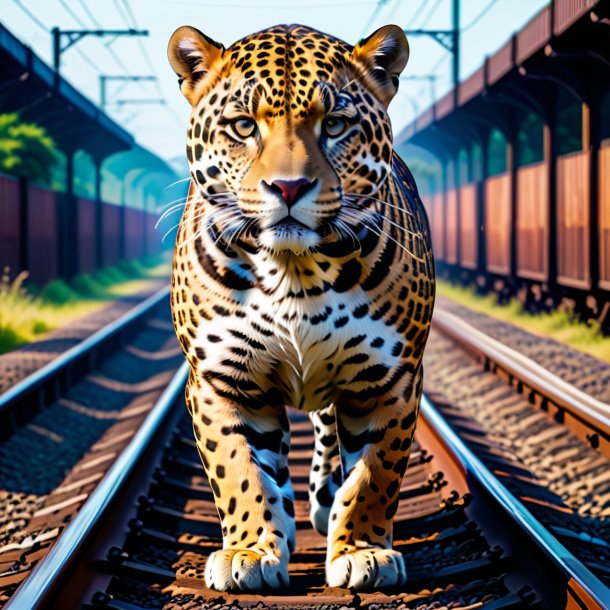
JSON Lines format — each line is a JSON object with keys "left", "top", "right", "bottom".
{"left": 0, "top": 326, "right": 22, "bottom": 353}
{"left": 31, "top": 319, "right": 51, "bottom": 334}
{"left": 39, "top": 279, "right": 78, "bottom": 305}
{"left": 118, "top": 259, "right": 147, "bottom": 278}
{"left": 71, "top": 274, "right": 107, "bottom": 298}
{"left": 98, "top": 266, "right": 130, "bottom": 284}
{"left": 92, "top": 269, "right": 114, "bottom": 287}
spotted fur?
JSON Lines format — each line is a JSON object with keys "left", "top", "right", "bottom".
{"left": 167, "top": 23, "right": 435, "bottom": 592}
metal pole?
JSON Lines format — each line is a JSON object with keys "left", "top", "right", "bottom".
{"left": 52, "top": 27, "right": 60, "bottom": 71}
{"left": 452, "top": 0, "right": 460, "bottom": 88}
{"left": 100, "top": 76, "right": 106, "bottom": 110}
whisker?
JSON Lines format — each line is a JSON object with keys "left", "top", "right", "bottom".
{"left": 159, "top": 196, "right": 189, "bottom": 211}
{"left": 161, "top": 222, "right": 182, "bottom": 244}
{"left": 156, "top": 204, "right": 189, "bottom": 226}
{"left": 342, "top": 202, "right": 420, "bottom": 239}
{"left": 337, "top": 209, "right": 426, "bottom": 264}
{"left": 176, "top": 207, "right": 243, "bottom": 249}
{"left": 164, "top": 177, "right": 191, "bottom": 191}
{"left": 343, "top": 192, "right": 415, "bottom": 218}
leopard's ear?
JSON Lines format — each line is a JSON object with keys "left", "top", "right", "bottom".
{"left": 352, "top": 25, "right": 409, "bottom": 108}
{"left": 168, "top": 26, "right": 224, "bottom": 105}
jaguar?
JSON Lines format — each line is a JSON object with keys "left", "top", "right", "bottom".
{"left": 167, "top": 22, "right": 435, "bottom": 593}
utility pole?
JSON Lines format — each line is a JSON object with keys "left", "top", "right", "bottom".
{"left": 404, "top": 0, "right": 460, "bottom": 89}
{"left": 51, "top": 28, "right": 148, "bottom": 72}
{"left": 452, "top": 0, "right": 460, "bottom": 89}
{"left": 100, "top": 75, "right": 157, "bottom": 110}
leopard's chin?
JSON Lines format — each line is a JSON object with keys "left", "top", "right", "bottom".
{"left": 258, "top": 218, "right": 321, "bottom": 255}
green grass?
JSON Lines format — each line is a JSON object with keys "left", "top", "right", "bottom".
{"left": 0, "top": 256, "right": 169, "bottom": 355}
{"left": 436, "top": 280, "right": 610, "bottom": 364}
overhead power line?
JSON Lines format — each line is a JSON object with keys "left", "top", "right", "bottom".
{"left": 462, "top": 0, "right": 502, "bottom": 32}
{"left": 416, "top": 0, "right": 443, "bottom": 30}
{"left": 11, "top": 0, "right": 103, "bottom": 72}
{"left": 403, "top": 0, "right": 460, "bottom": 88}
{"left": 120, "top": 0, "right": 184, "bottom": 128}
{"left": 100, "top": 75, "right": 157, "bottom": 109}
{"left": 59, "top": 0, "right": 131, "bottom": 73}
{"left": 11, "top": 0, "right": 47, "bottom": 32}
{"left": 360, "top": 0, "right": 392, "bottom": 38}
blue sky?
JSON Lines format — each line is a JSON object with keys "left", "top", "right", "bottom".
{"left": 4, "top": 0, "right": 547, "bottom": 165}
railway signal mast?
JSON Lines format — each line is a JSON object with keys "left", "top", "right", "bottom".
{"left": 404, "top": 0, "right": 460, "bottom": 91}
{"left": 99, "top": 75, "right": 157, "bottom": 110}
{"left": 51, "top": 27, "right": 148, "bottom": 73}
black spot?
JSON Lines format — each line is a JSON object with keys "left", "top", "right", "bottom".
{"left": 333, "top": 258, "right": 362, "bottom": 293}
{"left": 353, "top": 364, "right": 389, "bottom": 383}
{"left": 353, "top": 304, "right": 369, "bottom": 318}
{"left": 334, "top": 316, "right": 349, "bottom": 328}
{"left": 283, "top": 497, "right": 295, "bottom": 517}
{"left": 205, "top": 439, "right": 217, "bottom": 452}
{"left": 372, "top": 524, "right": 386, "bottom": 537}
{"left": 386, "top": 479, "right": 399, "bottom": 497}
{"left": 345, "top": 334, "right": 366, "bottom": 349}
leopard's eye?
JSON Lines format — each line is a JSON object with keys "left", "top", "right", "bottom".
{"left": 231, "top": 117, "right": 257, "bottom": 139}
{"left": 323, "top": 117, "right": 347, "bottom": 138}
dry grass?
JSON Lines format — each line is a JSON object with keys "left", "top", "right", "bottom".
{"left": 436, "top": 280, "right": 610, "bottom": 364}
{"left": 0, "top": 258, "right": 169, "bottom": 354}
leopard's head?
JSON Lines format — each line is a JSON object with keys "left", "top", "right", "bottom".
{"left": 168, "top": 24, "right": 409, "bottom": 255}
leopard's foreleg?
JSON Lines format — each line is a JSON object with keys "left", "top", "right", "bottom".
{"left": 325, "top": 370, "right": 422, "bottom": 590}
{"left": 186, "top": 377, "right": 294, "bottom": 592}
{"left": 308, "top": 404, "right": 342, "bottom": 536}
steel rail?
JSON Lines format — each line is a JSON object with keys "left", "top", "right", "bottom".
{"left": 5, "top": 362, "right": 189, "bottom": 610}
{"left": 420, "top": 395, "right": 610, "bottom": 610}
{"left": 6, "top": 375, "right": 608, "bottom": 608}
{"left": 0, "top": 285, "right": 170, "bottom": 431}
{"left": 433, "top": 307, "right": 610, "bottom": 454}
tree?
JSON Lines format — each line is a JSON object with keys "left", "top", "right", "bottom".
{"left": 0, "top": 113, "right": 59, "bottom": 186}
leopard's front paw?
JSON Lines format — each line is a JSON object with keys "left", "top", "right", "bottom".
{"left": 205, "top": 548, "right": 289, "bottom": 592}
{"left": 326, "top": 546, "right": 406, "bottom": 591}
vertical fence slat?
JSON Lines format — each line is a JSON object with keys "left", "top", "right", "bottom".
{"left": 485, "top": 173, "right": 511, "bottom": 275}
{"left": 77, "top": 197, "right": 97, "bottom": 275}
{"left": 432, "top": 192, "right": 444, "bottom": 262}
{"left": 459, "top": 183, "right": 478, "bottom": 269}
{"left": 27, "top": 185, "right": 58, "bottom": 286}
{"left": 102, "top": 203, "right": 121, "bottom": 267}
{"left": 516, "top": 162, "right": 549, "bottom": 280}
{"left": 557, "top": 150, "right": 590, "bottom": 287}
{"left": 445, "top": 189, "right": 458, "bottom": 264}
{"left": 599, "top": 146, "right": 610, "bottom": 290}
{"left": 0, "top": 175, "right": 21, "bottom": 278}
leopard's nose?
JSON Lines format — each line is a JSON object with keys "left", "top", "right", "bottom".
{"left": 264, "top": 178, "right": 318, "bottom": 209}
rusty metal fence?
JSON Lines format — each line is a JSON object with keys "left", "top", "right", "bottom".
{"left": 0, "top": 173, "right": 163, "bottom": 286}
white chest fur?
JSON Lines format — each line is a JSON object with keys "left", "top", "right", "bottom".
{"left": 194, "top": 284, "right": 404, "bottom": 412}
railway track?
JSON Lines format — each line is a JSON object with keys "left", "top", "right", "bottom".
{"left": 0, "top": 285, "right": 183, "bottom": 606}
{"left": 2, "top": 295, "right": 609, "bottom": 608}
{"left": 4, "top": 365, "right": 609, "bottom": 608}
{"left": 426, "top": 306, "right": 610, "bottom": 592}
